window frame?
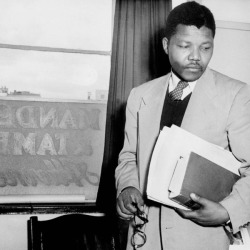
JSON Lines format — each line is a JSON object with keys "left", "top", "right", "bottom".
{"left": 0, "top": 0, "right": 115, "bottom": 214}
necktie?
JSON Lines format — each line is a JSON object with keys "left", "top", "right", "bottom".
{"left": 169, "top": 81, "right": 189, "bottom": 101}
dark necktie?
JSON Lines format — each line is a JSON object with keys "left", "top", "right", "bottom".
{"left": 169, "top": 81, "right": 189, "bottom": 101}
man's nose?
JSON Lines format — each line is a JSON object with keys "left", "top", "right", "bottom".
{"left": 188, "top": 48, "right": 201, "bottom": 61}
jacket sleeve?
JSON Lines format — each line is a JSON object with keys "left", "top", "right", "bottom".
{"left": 115, "top": 88, "right": 140, "bottom": 196}
{"left": 220, "top": 84, "right": 250, "bottom": 233}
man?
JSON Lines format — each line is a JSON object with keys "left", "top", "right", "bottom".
{"left": 115, "top": 1, "right": 250, "bottom": 250}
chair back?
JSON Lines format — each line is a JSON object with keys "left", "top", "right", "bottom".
{"left": 27, "top": 213, "right": 118, "bottom": 250}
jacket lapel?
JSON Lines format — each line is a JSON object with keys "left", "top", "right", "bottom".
{"left": 181, "top": 68, "right": 218, "bottom": 134}
{"left": 139, "top": 74, "right": 170, "bottom": 139}
{"left": 138, "top": 74, "right": 170, "bottom": 192}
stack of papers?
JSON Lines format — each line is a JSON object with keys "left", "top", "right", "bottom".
{"left": 146, "top": 125, "right": 241, "bottom": 210}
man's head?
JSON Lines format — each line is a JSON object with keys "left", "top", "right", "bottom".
{"left": 163, "top": 1, "right": 216, "bottom": 82}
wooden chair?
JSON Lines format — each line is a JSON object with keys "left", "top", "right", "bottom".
{"left": 27, "top": 213, "right": 118, "bottom": 250}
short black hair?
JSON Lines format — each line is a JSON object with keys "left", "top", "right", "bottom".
{"left": 165, "top": 1, "right": 216, "bottom": 39}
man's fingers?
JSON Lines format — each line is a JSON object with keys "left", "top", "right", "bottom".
{"left": 117, "top": 197, "right": 135, "bottom": 215}
{"left": 126, "top": 202, "right": 139, "bottom": 214}
{"left": 175, "top": 208, "right": 196, "bottom": 219}
{"left": 116, "top": 206, "right": 133, "bottom": 220}
{"left": 116, "top": 187, "right": 145, "bottom": 219}
{"left": 190, "top": 193, "right": 209, "bottom": 207}
{"left": 131, "top": 199, "right": 144, "bottom": 213}
{"left": 134, "top": 195, "right": 144, "bottom": 210}
{"left": 121, "top": 188, "right": 144, "bottom": 213}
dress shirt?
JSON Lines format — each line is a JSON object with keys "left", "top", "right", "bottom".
{"left": 168, "top": 71, "right": 197, "bottom": 100}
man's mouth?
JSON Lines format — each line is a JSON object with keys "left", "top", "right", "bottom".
{"left": 185, "top": 65, "right": 202, "bottom": 72}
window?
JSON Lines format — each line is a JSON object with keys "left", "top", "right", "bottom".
{"left": 0, "top": 0, "right": 113, "bottom": 205}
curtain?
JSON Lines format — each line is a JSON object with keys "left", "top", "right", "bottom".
{"left": 97, "top": 0, "right": 172, "bottom": 213}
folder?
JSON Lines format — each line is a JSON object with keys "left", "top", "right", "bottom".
{"left": 146, "top": 125, "right": 241, "bottom": 210}
{"left": 168, "top": 151, "right": 240, "bottom": 210}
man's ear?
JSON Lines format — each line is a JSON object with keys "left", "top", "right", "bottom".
{"left": 162, "top": 37, "right": 169, "bottom": 54}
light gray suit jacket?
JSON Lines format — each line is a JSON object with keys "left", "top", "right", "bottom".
{"left": 115, "top": 68, "right": 250, "bottom": 250}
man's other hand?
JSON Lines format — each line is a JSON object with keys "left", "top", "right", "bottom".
{"left": 175, "top": 193, "right": 230, "bottom": 226}
{"left": 116, "top": 187, "right": 144, "bottom": 220}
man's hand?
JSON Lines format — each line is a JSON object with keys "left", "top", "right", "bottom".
{"left": 175, "top": 193, "right": 230, "bottom": 226}
{"left": 116, "top": 187, "right": 144, "bottom": 220}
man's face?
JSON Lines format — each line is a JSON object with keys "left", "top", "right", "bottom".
{"left": 163, "top": 24, "right": 214, "bottom": 82}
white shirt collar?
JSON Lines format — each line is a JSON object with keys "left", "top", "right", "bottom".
{"left": 169, "top": 71, "right": 197, "bottom": 92}
{"left": 168, "top": 71, "right": 197, "bottom": 100}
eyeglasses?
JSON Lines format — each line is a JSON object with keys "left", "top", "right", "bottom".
{"left": 131, "top": 210, "right": 148, "bottom": 249}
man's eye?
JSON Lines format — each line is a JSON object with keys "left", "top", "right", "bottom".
{"left": 178, "top": 45, "right": 189, "bottom": 49}
{"left": 202, "top": 46, "right": 211, "bottom": 51}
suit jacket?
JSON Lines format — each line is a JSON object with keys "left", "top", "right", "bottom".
{"left": 115, "top": 68, "right": 250, "bottom": 250}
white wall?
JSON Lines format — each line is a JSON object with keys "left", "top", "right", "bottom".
{"left": 203, "top": 0, "right": 250, "bottom": 83}
{"left": 0, "top": 214, "right": 60, "bottom": 250}
{"left": 210, "top": 27, "right": 250, "bottom": 83}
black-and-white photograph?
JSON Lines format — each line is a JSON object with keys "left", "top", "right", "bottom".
{"left": 0, "top": 1, "right": 249, "bottom": 250}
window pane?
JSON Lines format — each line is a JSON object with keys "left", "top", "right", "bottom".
{"left": 0, "top": 0, "right": 112, "bottom": 51}
{"left": 0, "top": 0, "right": 112, "bottom": 203}
{"left": 0, "top": 48, "right": 110, "bottom": 100}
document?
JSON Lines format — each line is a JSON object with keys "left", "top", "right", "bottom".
{"left": 146, "top": 125, "right": 241, "bottom": 210}
{"left": 168, "top": 152, "right": 240, "bottom": 209}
